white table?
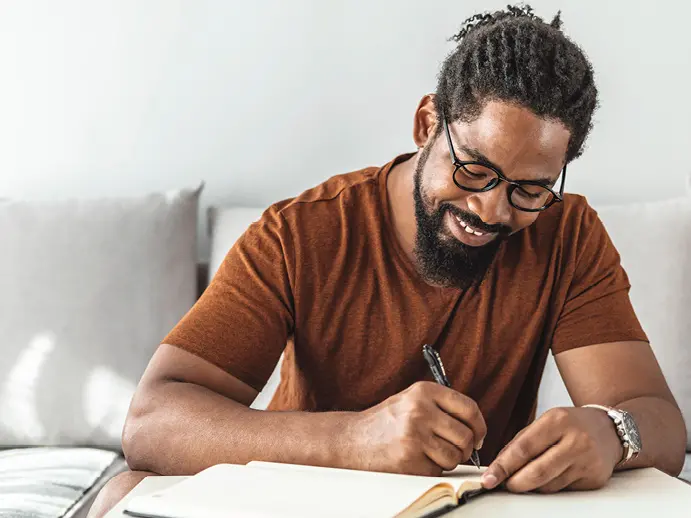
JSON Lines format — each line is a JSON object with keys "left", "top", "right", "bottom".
{"left": 106, "top": 469, "right": 691, "bottom": 517}
{"left": 105, "top": 476, "right": 187, "bottom": 518}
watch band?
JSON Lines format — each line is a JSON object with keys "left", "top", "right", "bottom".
{"left": 582, "top": 404, "right": 638, "bottom": 466}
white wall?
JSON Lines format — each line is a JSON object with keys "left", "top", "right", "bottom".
{"left": 1, "top": 1, "right": 690, "bottom": 258}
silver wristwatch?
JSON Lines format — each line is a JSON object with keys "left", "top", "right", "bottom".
{"left": 582, "top": 404, "right": 642, "bottom": 466}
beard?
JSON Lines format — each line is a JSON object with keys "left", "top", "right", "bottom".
{"left": 412, "top": 145, "right": 510, "bottom": 290}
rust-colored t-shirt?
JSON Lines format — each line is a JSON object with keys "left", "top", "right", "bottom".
{"left": 164, "top": 153, "right": 647, "bottom": 463}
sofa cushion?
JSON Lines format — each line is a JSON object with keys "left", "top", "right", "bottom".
{"left": 207, "top": 206, "right": 279, "bottom": 409}
{"left": 0, "top": 187, "right": 201, "bottom": 449}
{"left": 537, "top": 196, "right": 691, "bottom": 449}
{"left": 0, "top": 447, "right": 126, "bottom": 518}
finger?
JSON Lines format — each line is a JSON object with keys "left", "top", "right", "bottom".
{"left": 429, "top": 384, "right": 487, "bottom": 449}
{"left": 433, "top": 412, "right": 474, "bottom": 462}
{"left": 423, "top": 434, "right": 465, "bottom": 472}
{"left": 569, "top": 472, "right": 611, "bottom": 491}
{"left": 493, "top": 423, "right": 532, "bottom": 459}
{"left": 504, "top": 440, "right": 573, "bottom": 493}
{"left": 483, "top": 410, "right": 567, "bottom": 489}
{"left": 535, "top": 467, "right": 581, "bottom": 494}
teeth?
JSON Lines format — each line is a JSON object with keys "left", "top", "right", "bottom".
{"left": 455, "top": 214, "right": 485, "bottom": 236}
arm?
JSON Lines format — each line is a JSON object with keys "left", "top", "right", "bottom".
{"left": 122, "top": 344, "right": 352, "bottom": 475}
{"left": 122, "top": 344, "right": 487, "bottom": 477}
{"left": 481, "top": 341, "right": 685, "bottom": 493}
{"left": 481, "top": 203, "right": 686, "bottom": 492}
{"left": 554, "top": 340, "right": 686, "bottom": 475}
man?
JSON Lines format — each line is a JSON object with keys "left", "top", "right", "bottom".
{"left": 90, "top": 5, "right": 686, "bottom": 516}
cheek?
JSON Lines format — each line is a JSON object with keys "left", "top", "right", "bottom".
{"left": 423, "top": 168, "right": 466, "bottom": 206}
{"left": 511, "top": 212, "right": 540, "bottom": 233}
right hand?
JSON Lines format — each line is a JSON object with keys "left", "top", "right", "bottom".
{"left": 344, "top": 381, "right": 487, "bottom": 476}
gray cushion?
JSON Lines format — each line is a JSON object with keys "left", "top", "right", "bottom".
{"left": 0, "top": 187, "right": 201, "bottom": 449}
{"left": 537, "top": 196, "right": 691, "bottom": 449}
{"left": 0, "top": 447, "right": 126, "bottom": 518}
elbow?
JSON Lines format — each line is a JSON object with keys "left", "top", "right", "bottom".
{"left": 121, "top": 385, "right": 161, "bottom": 473}
{"left": 659, "top": 408, "right": 687, "bottom": 478}
{"left": 121, "top": 414, "right": 147, "bottom": 472}
{"left": 671, "top": 424, "right": 687, "bottom": 478}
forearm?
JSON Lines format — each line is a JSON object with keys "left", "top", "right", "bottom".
{"left": 122, "top": 380, "right": 355, "bottom": 475}
{"left": 615, "top": 396, "right": 686, "bottom": 476}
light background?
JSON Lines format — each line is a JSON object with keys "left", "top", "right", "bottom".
{"left": 2, "top": 0, "right": 689, "bottom": 257}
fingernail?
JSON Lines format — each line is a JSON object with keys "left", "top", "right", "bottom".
{"left": 476, "top": 438, "right": 484, "bottom": 450}
{"left": 481, "top": 473, "right": 498, "bottom": 489}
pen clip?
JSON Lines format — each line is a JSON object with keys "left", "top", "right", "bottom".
{"left": 422, "top": 344, "right": 451, "bottom": 387}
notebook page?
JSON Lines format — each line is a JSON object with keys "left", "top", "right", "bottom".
{"left": 248, "top": 460, "right": 485, "bottom": 494}
{"left": 125, "top": 463, "right": 461, "bottom": 518}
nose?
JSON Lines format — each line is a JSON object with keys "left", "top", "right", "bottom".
{"left": 465, "top": 183, "right": 512, "bottom": 227}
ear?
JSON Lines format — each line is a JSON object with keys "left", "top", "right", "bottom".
{"left": 412, "top": 94, "right": 439, "bottom": 149}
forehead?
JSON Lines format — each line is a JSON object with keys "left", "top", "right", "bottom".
{"left": 448, "top": 101, "right": 570, "bottom": 175}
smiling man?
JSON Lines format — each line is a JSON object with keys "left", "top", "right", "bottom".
{"left": 89, "top": 5, "right": 686, "bottom": 516}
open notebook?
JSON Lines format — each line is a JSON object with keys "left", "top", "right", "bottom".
{"left": 123, "top": 461, "right": 487, "bottom": 518}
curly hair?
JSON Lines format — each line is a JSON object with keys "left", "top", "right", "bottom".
{"left": 434, "top": 4, "right": 598, "bottom": 162}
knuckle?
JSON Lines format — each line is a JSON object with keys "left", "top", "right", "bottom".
{"left": 547, "top": 407, "right": 570, "bottom": 426}
{"left": 513, "top": 441, "right": 532, "bottom": 462}
{"left": 410, "top": 381, "right": 431, "bottom": 397}
{"left": 492, "top": 461, "right": 511, "bottom": 481}
{"left": 527, "top": 465, "right": 549, "bottom": 484}
{"left": 459, "top": 426, "right": 474, "bottom": 450}
{"left": 568, "top": 430, "right": 594, "bottom": 452}
{"left": 448, "top": 447, "right": 464, "bottom": 469}
{"left": 433, "top": 439, "right": 462, "bottom": 471}
{"left": 464, "top": 398, "right": 481, "bottom": 419}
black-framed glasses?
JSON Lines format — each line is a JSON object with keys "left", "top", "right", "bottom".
{"left": 442, "top": 113, "right": 566, "bottom": 213}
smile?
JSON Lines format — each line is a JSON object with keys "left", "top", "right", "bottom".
{"left": 445, "top": 212, "right": 498, "bottom": 247}
{"left": 455, "top": 214, "right": 486, "bottom": 236}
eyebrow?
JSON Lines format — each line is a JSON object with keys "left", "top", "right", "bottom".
{"left": 457, "top": 144, "right": 559, "bottom": 187}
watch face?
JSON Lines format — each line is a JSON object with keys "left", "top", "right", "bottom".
{"left": 622, "top": 412, "right": 642, "bottom": 451}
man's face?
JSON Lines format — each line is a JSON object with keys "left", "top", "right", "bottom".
{"left": 413, "top": 100, "right": 571, "bottom": 289}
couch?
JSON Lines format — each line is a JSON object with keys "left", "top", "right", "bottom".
{"left": 1, "top": 190, "right": 689, "bottom": 516}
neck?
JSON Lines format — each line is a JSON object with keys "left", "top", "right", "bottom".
{"left": 386, "top": 152, "right": 419, "bottom": 264}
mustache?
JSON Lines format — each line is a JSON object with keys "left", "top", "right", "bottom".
{"left": 442, "top": 204, "right": 512, "bottom": 235}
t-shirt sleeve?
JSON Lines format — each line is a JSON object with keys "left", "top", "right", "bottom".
{"left": 162, "top": 207, "right": 294, "bottom": 391}
{"left": 550, "top": 204, "right": 648, "bottom": 354}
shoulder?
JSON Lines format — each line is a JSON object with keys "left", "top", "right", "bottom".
{"left": 276, "top": 165, "right": 380, "bottom": 216}
{"left": 529, "top": 193, "right": 601, "bottom": 241}
{"left": 504, "top": 193, "right": 608, "bottom": 272}
{"left": 259, "top": 164, "right": 385, "bottom": 239}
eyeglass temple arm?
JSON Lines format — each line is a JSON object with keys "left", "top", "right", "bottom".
{"left": 558, "top": 164, "right": 567, "bottom": 198}
{"left": 441, "top": 110, "right": 459, "bottom": 163}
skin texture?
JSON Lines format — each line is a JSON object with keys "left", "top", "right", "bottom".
{"left": 87, "top": 98, "right": 686, "bottom": 517}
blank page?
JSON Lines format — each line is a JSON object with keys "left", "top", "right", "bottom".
{"left": 125, "top": 463, "right": 478, "bottom": 518}
{"left": 247, "top": 460, "right": 484, "bottom": 492}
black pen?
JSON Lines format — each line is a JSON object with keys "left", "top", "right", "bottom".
{"left": 422, "top": 344, "right": 482, "bottom": 470}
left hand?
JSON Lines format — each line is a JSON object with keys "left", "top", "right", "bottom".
{"left": 482, "top": 407, "right": 624, "bottom": 493}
